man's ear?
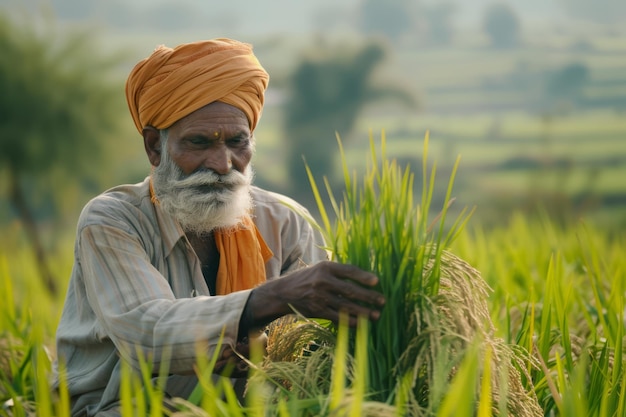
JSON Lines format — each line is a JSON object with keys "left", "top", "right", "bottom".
{"left": 143, "top": 126, "right": 162, "bottom": 167}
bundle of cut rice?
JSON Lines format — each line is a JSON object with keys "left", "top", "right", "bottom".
{"left": 251, "top": 135, "right": 542, "bottom": 416}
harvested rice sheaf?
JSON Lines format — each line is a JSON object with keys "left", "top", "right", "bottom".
{"left": 254, "top": 136, "right": 543, "bottom": 416}
{"left": 257, "top": 249, "right": 543, "bottom": 417}
{"left": 424, "top": 250, "right": 543, "bottom": 417}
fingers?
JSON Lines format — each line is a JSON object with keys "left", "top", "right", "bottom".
{"left": 327, "top": 273, "right": 386, "bottom": 307}
{"left": 305, "top": 262, "right": 385, "bottom": 326}
{"left": 323, "top": 261, "right": 380, "bottom": 287}
{"left": 244, "top": 261, "right": 386, "bottom": 330}
{"left": 215, "top": 344, "right": 251, "bottom": 378}
{"left": 215, "top": 357, "right": 248, "bottom": 378}
{"left": 326, "top": 294, "right": 382, "bottom": 325}
{"left": 317, "top": 261, "right": 385, "bottom": 307}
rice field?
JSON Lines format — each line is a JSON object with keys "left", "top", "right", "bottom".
{"left": 1, "top": 134, "right": 624, "bottom": 416}
{"left": 1, "top": 16, "right": 625, "bottom": 415}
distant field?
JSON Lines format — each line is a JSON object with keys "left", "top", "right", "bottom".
{"left": 253, "top": 34, "right": 626, "bottom": 230}
{"left": 381, "top": 36, "right": 626, "bottom": 229}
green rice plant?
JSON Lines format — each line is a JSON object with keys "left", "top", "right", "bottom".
{"left": 451, "top": 210, "right": 626, "bottom": 416}
{"left": 1, "top": 255, "right": 37, "bottom": 416}
{"left": 247, "top": 316, "right": 339, "bottom": 416}
{"left": 249, "top": 314, "right": 397, "bottom": 417}
{"left": 256, "top": 131, "right": 542, "bottom": 416}
{"left": 0, "top": 248, "right": 75, "bottom": 417}
{"left": 2, "top": 131, "right": 624, "bottom": 416}
{"left": 436, "top": 340, "right": 482, "bottom": 417}
{"left": 112, "top": 330, "right": 253, "bottom": 417}
{"left": 308, "top": 131, "right": 470, "bottom": 405}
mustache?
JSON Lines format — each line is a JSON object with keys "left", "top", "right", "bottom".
{"left": 174, "top": 169, "right": 249, "bottom": 189}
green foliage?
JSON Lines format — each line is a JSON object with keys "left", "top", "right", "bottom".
{"left": 0, "top": 12, "right": 125, "bottom": 296}
{"left": 1, "top": 133, "right": 624, "bottom": 416}
{"left": 452, "top": 216, "right": 626, "bottom": 417}
{"left": 545, "top": 62, "right": 590, "bottom": 105}
{"left": 0, "top": 13, "right": 123, "bottom": 181}
{"left": 258, "top": 133, "right": 542, "bottom": 416}
{"left": 304, "top": 132, "right": 469, "bottom": 405}
{"left": 0, "top": 255, "right": 55, "bottom": 416}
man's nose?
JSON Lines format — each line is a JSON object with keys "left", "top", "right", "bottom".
{"left": 204, "top": 147, "right": 232, "bottom": 175}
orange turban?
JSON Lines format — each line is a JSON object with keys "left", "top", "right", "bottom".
{"left": 125, "top": 38, "right": 269, "bottom": 133}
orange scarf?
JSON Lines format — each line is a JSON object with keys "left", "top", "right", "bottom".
{"left": 150, "top": 180, "right": 273, "bottom": 294}
{"left": 214, "top": 216, "right": 273, "bottom": 295}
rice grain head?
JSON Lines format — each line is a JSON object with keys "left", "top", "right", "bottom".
{"left": 424, "top": 249, "right": 543, "bottom": 417}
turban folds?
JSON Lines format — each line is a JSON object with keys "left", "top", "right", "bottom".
{"left": 125, "top": 38, "right": 269, "bottom": 133}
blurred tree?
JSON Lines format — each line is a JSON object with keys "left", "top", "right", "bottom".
{"left": 482, "top": 3, "right": 522, "bottom": 48}
{"left": 282, "top": 41, "right": 415, "bottom": 204}
{"left": 558, "top": 0, "right": 626, "bottom": 24}
{"left": 358, "top": 0, "right": 415, "bottom": 41}
{"left": 545, "top": 62, "right": 590, "bottom": 107}
{"left": 0, "top": 14, "right": 123, "bottom": 296}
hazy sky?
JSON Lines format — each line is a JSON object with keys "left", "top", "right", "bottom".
{"left": 2, "top": 0, "right": 575, "bottom": 37}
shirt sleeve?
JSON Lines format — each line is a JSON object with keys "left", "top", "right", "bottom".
{"left": 280, "top": 207, "right": 329, "bottom": 274}
{"left": 77, "top": 220, "right": 249, "bottom": 374}
{"left": 251, "top": 188, "right": 329, "bottom": 277}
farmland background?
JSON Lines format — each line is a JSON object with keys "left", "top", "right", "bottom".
{"left": 2, "top": 0, "right": 625, "bottom": 234}
{"left": 0, "top": 0, "right": 625, "bottom": 414}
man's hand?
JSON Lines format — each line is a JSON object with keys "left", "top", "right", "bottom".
{"left": 215, "top": 333, "right": 268, "bottom": 377}
{"left": 243, "top": 261, "right": 386, "bottom": 330}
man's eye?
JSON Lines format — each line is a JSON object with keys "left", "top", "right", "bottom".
{"left": 229, "top": 137, "right": 249, "bottom": 147}
{"left": 189, "top": 137, "right": 208, "bottom": 145}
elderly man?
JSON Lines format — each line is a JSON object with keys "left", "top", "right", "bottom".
{"left": 53, "top": 38, "right": 385, "bottom": 416}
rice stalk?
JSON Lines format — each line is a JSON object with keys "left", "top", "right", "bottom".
{"left": 250, "top": 317, "right": 341, "bottom": 415}
{"left": 329, "top": 314, "right": 349, "bottom": 413}
{"left": 256, "top": 132, "right": 542, "bottom": 416}
{"left": 408, "top": 249, "right": 543, "bottom": 416}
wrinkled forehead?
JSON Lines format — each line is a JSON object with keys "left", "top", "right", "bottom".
{"left": 166, "top": 102, "right": 251, "bottom": 135}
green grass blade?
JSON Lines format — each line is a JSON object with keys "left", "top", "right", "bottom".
{"left": 436, "top": 340, "right": 480, "bottom": 417}
{"left": 330, "top": 313, "right": 349, "bottom": 412}
{"left": 349, "top": 315, "right": 369, "bottom": 417}
{"left": 477, "top": 345, "right": 493, "bottom": 417}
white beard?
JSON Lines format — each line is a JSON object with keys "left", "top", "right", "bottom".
{"left": 151, "top": 148, "right": 254, "bottom": 235}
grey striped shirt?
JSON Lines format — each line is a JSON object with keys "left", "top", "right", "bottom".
{"left": 54, "top": 177, "right": 327, "bottom": 416}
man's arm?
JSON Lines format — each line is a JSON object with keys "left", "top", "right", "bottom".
{"left": 238, "top": 261, "right": 385, "bottom": 337}
{"left": 78, "top": 220, "right": 248, "bottom": 374}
